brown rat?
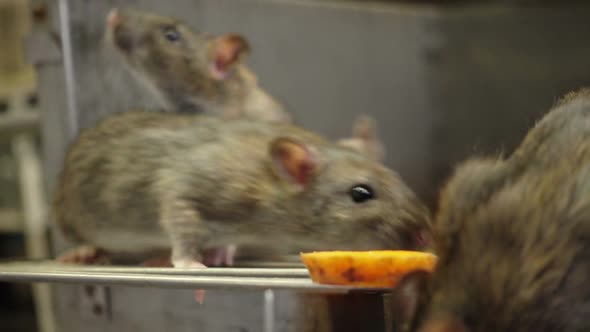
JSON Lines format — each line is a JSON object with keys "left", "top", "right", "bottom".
{"left": 393, "top": 88, "right": 590, "bottom": 332}
{"left": 53, "top": 111, "right": 430, "bottom": 267}
{"left": 105, "top": 8, "right": 291, "bottom": 123}
{"left": 218, "top": 114, "right": 388, "bottom": 266}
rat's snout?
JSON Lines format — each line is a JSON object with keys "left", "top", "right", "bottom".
{"left": 107, "top": 8, "right": 121, "bottom": 29}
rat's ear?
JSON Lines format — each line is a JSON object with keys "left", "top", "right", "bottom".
{"left": 269, "top": 137, "right": 319, "bottom": 187}
{"left": 388, "top": 270, "right": 432, "bottom": 332}
{"left": 208, "top": 33, "right": 250, "bottom": 80}
{"left": 337, "top": 115, "right": 385, "bottom": 162}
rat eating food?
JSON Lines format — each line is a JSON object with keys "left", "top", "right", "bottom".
{"left": 53, "top": 111, "right": 430, "bottom": 268}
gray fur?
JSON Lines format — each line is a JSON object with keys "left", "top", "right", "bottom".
{"left": 105, "top": 8, "right": 291, "bottom": 123}
{"left": 53, "top": 111, "right": 430, "bottom": 266}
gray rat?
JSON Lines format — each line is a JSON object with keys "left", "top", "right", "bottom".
{"left": 105, "top": 8, "right": 291, "bottom": 123}
{"left": 392, "top": 88, "right": 590, "bottom": 332}
{"left": 53, "top": 111, "right": 430, "bottom": 267}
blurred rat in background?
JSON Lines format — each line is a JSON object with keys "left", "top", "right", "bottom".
{"left": 391, "top": 88, "right": 590, "bottom": 332}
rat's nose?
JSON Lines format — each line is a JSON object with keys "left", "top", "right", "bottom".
{"left": 106, "top": 8, "right": 121, "bottom": 28}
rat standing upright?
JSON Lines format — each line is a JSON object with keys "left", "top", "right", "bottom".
{"left": 105, "top": 8, "right": 291, "bottom": 123}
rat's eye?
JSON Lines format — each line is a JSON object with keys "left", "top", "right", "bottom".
{"left": 161, "top": 26, "right": 181, "bottom": 42}
{"left": 349, "top": 184, "right": 375, "bottom": 203}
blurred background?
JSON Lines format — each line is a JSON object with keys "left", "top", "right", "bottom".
{"left": 0, "top": 0, "right": 589, "bottom": 331}
{"left": 0, "top": 0, "right": 42, "bottom": 330}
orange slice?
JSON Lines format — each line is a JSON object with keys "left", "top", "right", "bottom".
{"left": 301, "top": 250, "right": 437, "bottom": 288}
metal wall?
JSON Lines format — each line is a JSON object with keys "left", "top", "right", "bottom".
{"left": 33, "top": 0, "right": 590, "bottom": 331}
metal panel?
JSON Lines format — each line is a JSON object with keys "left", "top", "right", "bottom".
{"left": 426, "top": 5, "right": 590, "bottom": 203}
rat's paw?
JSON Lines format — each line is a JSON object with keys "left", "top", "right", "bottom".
{"left": 171, "top": 258, "right": 208, "bottom": 304}
{"left": 194, "top": 289, "right": 206, "bottom": 305}
{"left": 141, "top": 254, "right": 173, "bottom": 267}
{"left": 172, "top": 259, "right": 207, "bottom": 269}
{"left": 56, "top": 245, "right": 110, "bottom": 265}
{"left": 202, "top": 245, "right": 237, "bottom": 267}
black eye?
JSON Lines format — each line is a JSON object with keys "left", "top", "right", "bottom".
{"left": 162, "top": 26, "right": 181, "bottom": 42}
{"left": 349, "top": 184, "right": 375, "bottom": 203}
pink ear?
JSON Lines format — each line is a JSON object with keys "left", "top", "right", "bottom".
{"left": 270, "top": 137, "right": 318, "bottom": 186}
{"left": 208, "top": 34, "right": 250, "bottom": 80}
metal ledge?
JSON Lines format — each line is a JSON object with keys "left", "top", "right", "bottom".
{"left": 0, "top": 261, "right": 389, "bottom": 294}
{"left": 1, "top": 261, "right": 311, "bottom": 277}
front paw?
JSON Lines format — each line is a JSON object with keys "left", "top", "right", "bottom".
{"left": 171, "top": 257, "right": 209, "bottom": 304}
{"left": 172, "top": 259, "right": 207, "bottom": 269}
{"left": 202, "top": 245, "right": 237, "bottom": 267}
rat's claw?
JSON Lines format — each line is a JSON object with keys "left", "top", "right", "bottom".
{"left": 224, "top": 245, "right": 237, "bottom": 266}
{"left": 141, "top": 255, "right": 173, "bottom": 267}
{"left": 170, "top": 259, "right": 208, "bottom": 304}
{"left": 202, "top": 245, "right": 237, "bottom": 267}
{"left": 194, "top": 289, "right": 206, "bottom": 305}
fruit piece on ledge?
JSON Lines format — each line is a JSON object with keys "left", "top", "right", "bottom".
{"left": 301, "top": 250, "right": 438, "bottom": 288}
